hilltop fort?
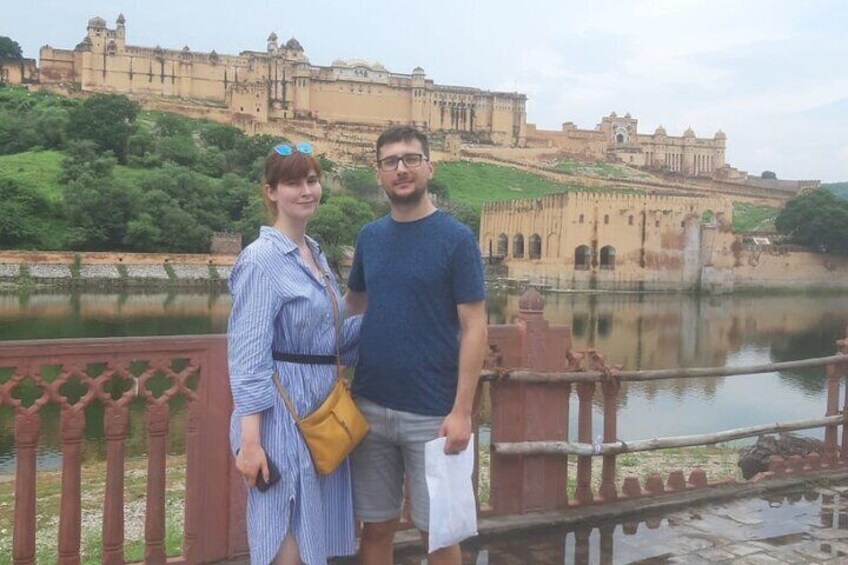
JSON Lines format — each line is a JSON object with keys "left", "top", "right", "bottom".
{"left": 0, "top": 14, "right": 818, "bottom": 196}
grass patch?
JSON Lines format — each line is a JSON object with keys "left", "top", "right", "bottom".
{"left": 116, "top": 264, "right": 129, "bottom": 279}
{"left": 17, "top": 264, "right": 34, "bottom": 292}
{"left": 208, "top": 265, "right": 220, "bottom": 280}
{"left": 0, "top": 150, "right": 65, "bottom": 203}
{"left": 435, "top": 161, "right": 613, "bottom": 211}
{"left": 550, "top": 160, "right": 650, "bottom": 181}
{"left": 163, "top": 263, "right": 177, "bottom": 280}
{"left": 70, "top": 254, "right": 82, "bottom": 280}
{"left": 733, "top": 202, "right": 780, "bottom": 232}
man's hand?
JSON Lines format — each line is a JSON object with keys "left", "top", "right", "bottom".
{"left": 235, "top": 441, "right": 269, "bottom": 488}
{"left": 438, "top": 410, "right": 473, "bottom": 454}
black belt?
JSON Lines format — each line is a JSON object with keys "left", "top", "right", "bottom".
{"left": 272, "top": 352, "right": 336, "bottom": 365}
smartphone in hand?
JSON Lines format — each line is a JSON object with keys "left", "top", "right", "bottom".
{"left": 255, "top": 455, "right": 281, "bottom": 492}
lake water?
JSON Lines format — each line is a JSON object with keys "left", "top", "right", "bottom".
{"left": 1, "top": 289, "right": 848, "bottom": 475}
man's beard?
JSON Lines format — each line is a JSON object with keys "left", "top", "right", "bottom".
{"left": 384, "top": 183, "right": 426, "bottom": 206}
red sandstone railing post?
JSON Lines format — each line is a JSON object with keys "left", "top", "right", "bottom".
{"left": 102, "top": 403, "right": 129, "bottom": 565}
{"left": 574, "top": 381, "right": 595, "bottom": 505}
{"left": 599, "top": 376, "right": 620, "bottom": 501}
{"left": 57, "top": 405, "right": 85, "bottom": 565}
{"left": 144, "top": 401, "right": 170, "bottom": 564}
{"left": 489, "top": 288, "right": 571, "bottom": 514}
{"left": 13, "top": 410, "right": 40, "bottom": 565}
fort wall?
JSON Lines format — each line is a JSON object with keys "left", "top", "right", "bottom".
{"left": 481, "top": 192, "right": 847, "bottom": 292}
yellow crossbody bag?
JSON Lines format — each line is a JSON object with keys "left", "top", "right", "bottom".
{"left": 272, "top": 274, "right": 369, "bottom": 475}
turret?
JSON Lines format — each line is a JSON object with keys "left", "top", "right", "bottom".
{"left": 115, "top": 14, "right": 126, "bottom": 49}
{"left": 267, "top": 32, "right": 278, "bottom": 54}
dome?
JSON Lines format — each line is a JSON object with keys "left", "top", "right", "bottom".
{"left": 267, "top": 32, "right": 278, "bottom": 42}
{"left": 285, "top": 37, "right": 304, "bottom": 51}
{"left": 182, "top": 45, "right": 191, "bottom": 52}
{"left": 88, "top": 16, "right": 107, "bottom": 28}
{"left": 116, "top": 13, "right": 126, "bottom": 25}
{"left": 683, "top": 126, "right": 696, "bottom": 138}
{"left": 714, "top": 129, "right": 726, "bottom": 140}
{"left": 518, "top": 287, "right": 545, "bottom": 312}
{"left": 412, "top": 66, "right": 425, "bottom": 74}
{"left": 654, "top": 125, "right": 667, "bottom": 136}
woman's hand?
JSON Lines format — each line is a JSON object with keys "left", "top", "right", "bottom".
{"left": 236, "top": 441, "right": 269, "bottom": 488}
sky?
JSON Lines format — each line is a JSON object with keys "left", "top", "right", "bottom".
{"left": 5, "top": 0, "right": 847, "bottom": 182}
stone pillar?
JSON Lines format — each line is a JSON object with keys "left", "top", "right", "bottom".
{"left": 490, "top": 288, "right": 572, "bottom": 514}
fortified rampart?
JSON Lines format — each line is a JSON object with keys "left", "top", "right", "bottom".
{"left": 34, "top": 15, "right": 527, "bottom": 146}
{"left": 481, "top": 192, "right": 848, "bottom": 292}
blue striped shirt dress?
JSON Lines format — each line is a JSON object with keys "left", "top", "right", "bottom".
{"left": 228, "top": 226, "right": 361, "bottom": 564}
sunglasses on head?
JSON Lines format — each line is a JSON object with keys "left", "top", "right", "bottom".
{"left": 274, "top": 142, "right": 313, "bottom": 156}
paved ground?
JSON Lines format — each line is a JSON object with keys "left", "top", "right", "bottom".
{"left": 349, "top": 482, "right": 848, "bottom": 564}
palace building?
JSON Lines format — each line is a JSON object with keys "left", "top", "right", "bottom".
{"left": 36, "top": 15, "right": 527, "bottom": 146}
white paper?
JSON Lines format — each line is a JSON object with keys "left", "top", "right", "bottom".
{"left": 425, "top": 434, "right": 478, "bottom": 553}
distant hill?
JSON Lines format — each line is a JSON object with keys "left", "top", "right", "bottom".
{"left": 823, "top": 182, "right": 848, "bottom": 200}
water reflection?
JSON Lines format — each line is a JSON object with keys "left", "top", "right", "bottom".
{"left": 2, "top": 290, "right": 848, "bottom": 472}
{"left": 0, "top": 291, "right": 231, "bottom": 341}
{"left": 381, "top": 483, "right": 848, "bottom": 564}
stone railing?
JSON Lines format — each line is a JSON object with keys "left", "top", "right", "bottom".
{"left": 2, "top": 290, "right": 847, "bottom": 562}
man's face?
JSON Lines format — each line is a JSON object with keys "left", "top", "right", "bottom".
{"left": 375, "top": 138, "right": 434, "bottom": 206}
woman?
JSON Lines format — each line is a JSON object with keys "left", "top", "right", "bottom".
{"left": 228, "top": 142, "right": 359, "bottom": 564}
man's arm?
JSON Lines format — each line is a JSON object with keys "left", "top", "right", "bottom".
{"left": 344, "top": 289, "right": 368, "bottom": 316}
{"left": 439, "top": 299, "right": 488, "bottom": 454}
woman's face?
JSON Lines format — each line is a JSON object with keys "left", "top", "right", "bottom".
{"left": 266, "top": 169, "right": 322, "bottom": 222}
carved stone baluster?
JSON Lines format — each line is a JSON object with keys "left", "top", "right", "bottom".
{"left": 102, "top": 404, "right": 129, "bottom": 565}
{"left": 58, "top": 406, "right": 86, "bottom": 565}
{"left": 575, "top": 382, "right": 595, "bottom": 505}
{"left": 13, "top": 410, "right": 40, "bottom": 565}
{"left": 182, "top": 394, "right": 201, "bottom": 562}
{"left": 145, "top": 402, "right": 169, "bottom": 564}
{"left": 599, "top": 377, "right": 620, "bottom": 501}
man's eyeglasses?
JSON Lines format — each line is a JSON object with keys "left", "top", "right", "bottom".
{"left": 377, "top": 153, "right": 428, "bottom": 172}
{"left": 274, "top": 142, "right": 313, "bottom": 156}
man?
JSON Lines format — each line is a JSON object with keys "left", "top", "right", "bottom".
{"left": 345, "top": 125, "right": 487, "bottom": 565}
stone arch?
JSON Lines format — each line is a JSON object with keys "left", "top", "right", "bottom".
{"left": 600, "top": 245, "right": 616, "bottom": 270}
{"left": 496, "top": 233, "right": 508, "bottom": 257}
{"left": 575, "top": 245, "right": 591, "bottom": 270}
{"left": 512, "top": 234, "right": 524, "bottom": 259}
{"left": 529, "top": 234, "right": 542, "bottom": 260}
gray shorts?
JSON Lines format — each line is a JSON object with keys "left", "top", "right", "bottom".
{"left": 350, "top": 396, "right": 443, "bottom": 531}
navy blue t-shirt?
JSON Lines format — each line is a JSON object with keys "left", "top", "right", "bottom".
{"left": 347, "top": 210, "right": 485, "bottom": 416}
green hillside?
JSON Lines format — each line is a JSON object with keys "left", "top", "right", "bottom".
{"left": 732, "top": 202, "right": 780, "bottom": 232}
{"left": 434, "top": 161, "right": 640, "bottom": 210}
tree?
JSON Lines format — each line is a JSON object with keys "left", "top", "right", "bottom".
{"left": 66, "top": 94, "right": 139, "bottom": 164}
{"left": 0, "top": 37, "right": 23, "bottom": 59}
{"left": 775, "top": 189, "right": 848, "bottom": 254}
{"left": 64, "top": 172, "right": 137, "bottom": 250}
{"left": 0, "top": 178, "right": 50, "bottom": 247}
{"left": 308, "top": 196, "right": 374, "bottom": 263}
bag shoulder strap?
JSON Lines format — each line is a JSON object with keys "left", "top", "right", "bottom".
{"left": 273, "top": 269, "right": 342, "bottom": 423}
